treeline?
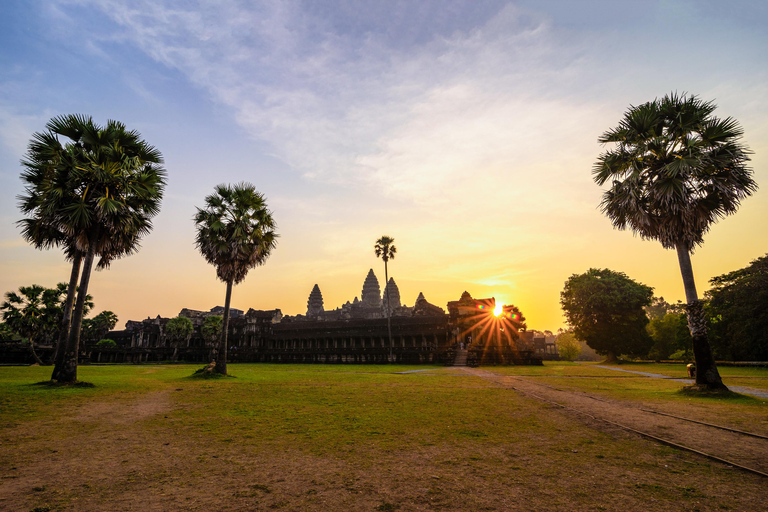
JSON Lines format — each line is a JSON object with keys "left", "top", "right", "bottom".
{"left": 559, "top": 254, "right": 768, "bottom": 363}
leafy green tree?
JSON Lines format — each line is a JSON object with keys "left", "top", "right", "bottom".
{"left": 555, "top": 330, "right": 582, "bottom": 361}
{"left": 200, "top": 315, "right": 223, "bottom": 361}
{"left": 374, "top": 236, "right": 397, "bottom": 362}
{"left": 18, "top": 114, "right": 166, "bottom": 382}
{"left": 96, "top": 339, "right": 117, "bottom": 348}
{"left": 82, "top": 311, "right": 118, "bottom": 344}
{"left": 594, "top": 93, "right": 756, "bottom": 389}
{"left": 706, "top": 254, "right": 768, "bottom": 361}
{"left": 561, "top": 268, "right": 653, "bottom": 362}
{"left": 0, "top": 322, "right": 21, "bottom": 342}
{"left": 647, "top": 312, "right": 692, "bottom": 360}
{"left": 165, "top": 316, "right": 194, "bottom": 362}
{"left": 2, "top": 285, "right": 47, "bottom": 365}
{"left": 194, "top": 183, "right": 277, "bottom": 375}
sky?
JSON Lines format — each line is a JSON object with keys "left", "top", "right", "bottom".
{"left": 1, "top": 0, "right": 766, "bottom": 331}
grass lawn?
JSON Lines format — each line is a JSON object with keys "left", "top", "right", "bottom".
{"left": 1, "top": 363, "right": 766, "bottom": 511}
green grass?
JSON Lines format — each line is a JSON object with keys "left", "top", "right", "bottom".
{"left": 1, "top": 363, "right": 766, "bottom": 511}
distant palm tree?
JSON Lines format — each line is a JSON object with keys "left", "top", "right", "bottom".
{"left": 18, "top": 114, "right": 166, "bottom": 382}
{"left": 2, "top": 285, "right": 47, "bottom": 365}
{"left": 374, "top": 236, "right": 397, "bottom": 362}
{"left": 194, "top": 183, "right": 277, "bottom": 375}
{"left": 594, "top": 93, "right": 756, "bottom": 390}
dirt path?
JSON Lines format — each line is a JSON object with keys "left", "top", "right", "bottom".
{"left": 463, "top": 367, "right": 768, "bottom": 476}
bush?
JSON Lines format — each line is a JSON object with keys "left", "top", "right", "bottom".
{"left": 96, "top": 339, "right": 117, "bottom": 348}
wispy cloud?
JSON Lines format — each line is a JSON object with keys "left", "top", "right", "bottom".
{"left": 54, "top": 1, "right": 598, "bottom": 208}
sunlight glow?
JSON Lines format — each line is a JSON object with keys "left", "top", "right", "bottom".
{"left": 493, "top": 303, "right": 503, "bottom": 317}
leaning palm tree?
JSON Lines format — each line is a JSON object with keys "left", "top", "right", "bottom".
{"left": 374, "top": 236, "right": 397, "bottom": 362}
{"left": 194, "top": 183, "right": 277, "bottom": 375}
{"left": 18, "top": 114, "right": 166, "bottom": 382}
{"left": 594, "top": 93, "right": 756, "bottom": 390}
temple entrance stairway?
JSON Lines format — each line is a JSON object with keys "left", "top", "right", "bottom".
{"left": 453, "top": 348, "right": 468, "bottom": 366}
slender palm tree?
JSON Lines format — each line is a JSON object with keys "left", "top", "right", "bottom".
{"left": 594, "top": 93, "right": 756, "bottom": 390}
{"left": 374, "top": 236, "right": 397, "bottom": 362}
{"left": 18, "top": 114, "right": 166, "bottom": 382}
{"left": 2, "top": 285, "right": 47, "bottom": 365}
{"left": 194, "top": 183, "right": 277, "bottom": 375}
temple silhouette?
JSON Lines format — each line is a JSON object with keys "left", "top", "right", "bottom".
{"left": 94, "top": 269, "right": 542, "bottom": 366}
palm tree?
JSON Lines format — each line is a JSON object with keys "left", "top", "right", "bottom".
{"left": 194, "top": 183, "right": 277, "bottom": 375}
{"left": 374, "top": 236, "right": 397, "bottom": 362}
{"left": 2, "top": 285, "right": 47, "bottom": 365}
{"left": 18, "top": 114, "right": 166, "bottom": 383}
{"left": 594, "top": 93, "right": 756, "bottom": 390}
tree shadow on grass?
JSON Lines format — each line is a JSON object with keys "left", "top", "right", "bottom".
{"left": 30, "top": 380, "right": 95, "bottom": 388}
{"left": 677, "top": 386, "right": 754, "bottom": 402}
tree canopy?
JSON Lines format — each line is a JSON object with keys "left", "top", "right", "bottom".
{"left": 560, "top": 268, "right": 653, "bottom": 361}
{"left": 706, "top": 254, "right": 768, "bottom": 361}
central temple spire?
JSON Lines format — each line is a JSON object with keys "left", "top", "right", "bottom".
{"left": 361, "top": 269, "right": 381, "bottom": 308}
{"left": 306, "top": 284, "right": 324, "bottom": 317}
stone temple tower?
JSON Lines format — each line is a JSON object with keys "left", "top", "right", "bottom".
{"left": 306, "top": 284, "right": 324, "bottom": 317}
{"left": 361, "top": 269, "right": 382, "bottom": 308}
{"left": 383, "top": 277, "right": 401, "bottom": 310}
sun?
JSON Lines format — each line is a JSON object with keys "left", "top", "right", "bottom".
{"left": 493, "top": 303, "right": 503, "bottom": 317}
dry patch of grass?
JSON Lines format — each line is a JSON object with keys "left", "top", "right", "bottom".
{"left": 0, "top": 363, "right": 765, "bottom": 511}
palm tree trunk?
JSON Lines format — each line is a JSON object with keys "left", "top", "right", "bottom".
{"left": 29, "top": 337, "right": 44, "bottom": 366}
{"left": 51, "top": 252, "right": 82, "bottom": 379}
{"left": 384, "top": 260, "right": 393, "bottom": 363}
{"left": 215, "top": 280, "right": 233, "bottom": 375}
{"left": 56, "top": 249, "right": 95, "bottom": 383}
{"left": 676, "top": 245, "right": 726, "bottom": 390}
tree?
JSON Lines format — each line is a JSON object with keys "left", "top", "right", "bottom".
{"left": 647, "top": 312, "right": 692, "bottom": 360}
{"left": 555, "top": 330, "right": 582, "bottom": 361}
{"left": 560, "top": 268, "right": 653, "bottom": 362}
{"left": 705, "top": 254, "right": 768, "bottom": 361}
{"left": 374, "top": 236, "right": 397, "bottom": 362}
{"left": 194, "top": 183, "right": 277, "bottom": 375}
{"left": 201, "top": 315, "right": 223, "bottom": 360}
{"left": 165, "top": 316, "right": 194, "bottom": 362}
{"left": 593, "top": 93, "right": 756, "bottom": 389}
{"left": 645, "top": 296, "right": 671, "bottom": 321}
{"left": 18, "top": 114, "right": 166, "bottom": 383}
{"left": 2, "top": 285, "right": 47, "bottom": 365}
{"left": 82, "top": 311, "right": 118, "bottom": 344}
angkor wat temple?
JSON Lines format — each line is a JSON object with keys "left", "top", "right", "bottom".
{"left": 93, "top": 269, "right": 542, "bottom": 366}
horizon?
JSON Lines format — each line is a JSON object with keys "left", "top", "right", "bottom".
{"left": 1, "top": 1, "right": 767, "bottom": 332}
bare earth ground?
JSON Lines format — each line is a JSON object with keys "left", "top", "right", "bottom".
{"left": 1, "top": 366, "right": 767, "bottom": 512}
{"left": 464, "top": 368, "right": 768, "bottom": 475}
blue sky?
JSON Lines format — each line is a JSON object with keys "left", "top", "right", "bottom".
{"left": 1, "top": 0, "right": 766, "bottom": 329}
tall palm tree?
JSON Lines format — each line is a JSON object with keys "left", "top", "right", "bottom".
{"left": 18, "top": 114, "right": 166, "bottom": 382}
{"left": 594, "top": 93, "right": 756, "bottom": 390}
{"left": 374, "top": 236, "right": 396, "bottom": 362}
{"left": 194, "top": 183, "right": 277, "bottom": 375}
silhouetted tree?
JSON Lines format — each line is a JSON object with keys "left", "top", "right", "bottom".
{"left": 374, "top": 236, "right": 397, "bottom": 362}
{"left": 194, "top": 183, "right": 277, "bottom": 375}
{"left": 706, "top": 254, "right": 768, "bottom": 361}
{"left": 594, "top": 93, "right": 756, "bottom": 389}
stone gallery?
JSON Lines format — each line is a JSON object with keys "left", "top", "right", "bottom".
{"left": 94, "top": 270, "right": 542, "bottom": 366}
